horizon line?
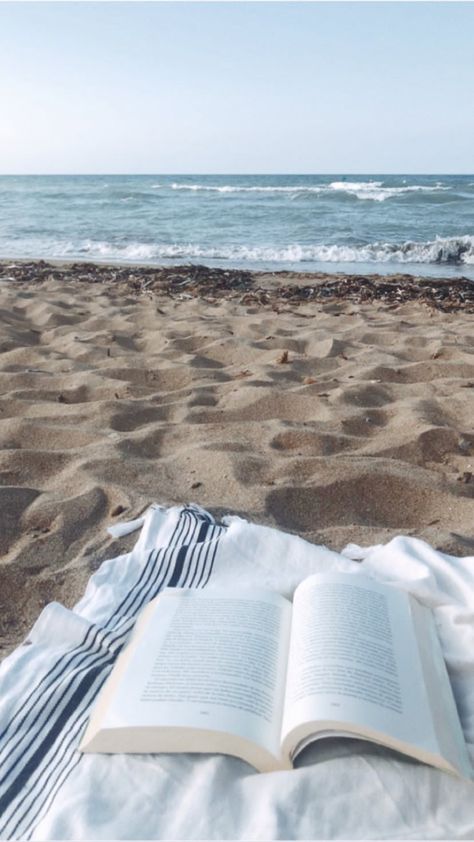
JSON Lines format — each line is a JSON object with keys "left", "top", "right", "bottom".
{"left": 1, "top": 172, "right": 474, "bottom": 178}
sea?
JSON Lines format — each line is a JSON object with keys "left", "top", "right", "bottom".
{"left": 0, "top": 174, "right": 473, "bottom": 278}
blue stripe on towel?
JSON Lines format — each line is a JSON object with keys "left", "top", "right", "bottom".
{"left": 0, "top": 664, "right": 106, "bottom": 814}
{"left": 0, "top": 506, "right": 226, "bottom": 840}
{"left": 167, "top": 544, "right": 189, "bottom": 587}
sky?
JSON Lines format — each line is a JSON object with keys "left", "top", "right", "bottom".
{"left": 0, "top": 1, "right": 473, "bottom": 174}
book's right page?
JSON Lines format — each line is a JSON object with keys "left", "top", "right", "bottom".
{"left": 280, "top": 572, "right": 470, "bottom": 776}
{"left": 409, "top": 595, "right": 471, "bottom": 778}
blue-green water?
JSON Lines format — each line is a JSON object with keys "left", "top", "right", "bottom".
{"left": 0, "top": 174, "right": 473, "bottom": 277}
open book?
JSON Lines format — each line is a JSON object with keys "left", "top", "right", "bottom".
{"left": 80, "top": 572, "right": 471, "bottom": 777}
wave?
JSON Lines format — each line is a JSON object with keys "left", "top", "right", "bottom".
{"left": 310, "top": 235, "right": 474, "bottom": 264}
{"left": 170, "top": 182, "right": 325, "bottom": 195}
{"left": 169, "top": 180, "right": 452, "bottom": 201}
{"left": 48, "top": 235, "right": 473, "bottom": 266}
{"left": 328, "top": 181, "right": 450, "bottom": 202}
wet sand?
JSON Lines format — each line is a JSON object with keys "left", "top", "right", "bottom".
{"left": 1, "top": 261, "right": 474, "bottom": 657}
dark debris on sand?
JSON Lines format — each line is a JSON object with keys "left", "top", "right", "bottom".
{"left": 270, "top": 274, "right": 474, "bottom": 313}
{"left": 2, "top": 260, "right": 474, "bottom": 312}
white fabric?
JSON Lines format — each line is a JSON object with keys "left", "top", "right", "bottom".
{"left": 1, "top": 504, "right": 473, "bottom": 840}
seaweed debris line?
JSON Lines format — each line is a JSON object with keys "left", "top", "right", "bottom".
{"left": 1, "top": 261, "right": 474, "bottom": 312}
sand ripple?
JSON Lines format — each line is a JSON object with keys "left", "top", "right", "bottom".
{"left": 1, "top": 274, "right": 474, "bottom": 655}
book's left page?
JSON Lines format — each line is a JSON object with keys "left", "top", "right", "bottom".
{"left": 80, "top": 587, "right": 293, "bottom": 772}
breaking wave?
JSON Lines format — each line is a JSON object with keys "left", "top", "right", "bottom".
{"left": 169, "top": 180, "right": 451, "bottom": 201}
{"left": 170, "top": 183, "right": 325, "bottom": 195}
{"left": 327, "top": 181, "right": 450, "bottom": 202}
{"left": 48, "top": 235, "right": 474, "bottom": 266}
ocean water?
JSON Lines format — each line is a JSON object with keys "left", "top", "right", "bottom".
{"left": 0, "top": 174, "right": 473, "bottom": 278}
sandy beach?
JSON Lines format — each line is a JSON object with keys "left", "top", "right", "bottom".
{"left": 1, "top": 260, "right": 474, "bottom": 658}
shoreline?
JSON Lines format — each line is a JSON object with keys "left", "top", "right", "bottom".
{"left": 1, "top": 261, "right": 474, "bottom": 657}
{"left": 2, "top": 256, "right": 473, "bottom": 280}
{"left": 1, "top": 254, "right": 473, "bottom": 281}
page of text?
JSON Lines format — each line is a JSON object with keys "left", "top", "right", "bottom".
{"left": 281, "top": 573, "right": 440, "bottom": 757}
{"left": 104, "top": 587, "right": 292, "bottom": 758}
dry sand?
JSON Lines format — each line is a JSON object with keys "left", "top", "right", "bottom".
{"left": 1, "top": 262, "right": 474, "bottom": 658}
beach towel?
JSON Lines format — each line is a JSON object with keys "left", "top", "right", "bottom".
{"left": 0, "top": 503, "right": 473, "bottom": 840}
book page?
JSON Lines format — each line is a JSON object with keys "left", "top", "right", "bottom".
{"left": 410, "top": 596, "right": 472, "bottom": 778}
{"left": 281, "top": 573, "right": 446, "bottom": 764}
{"left": 95, "top": 587, "right": 292, "bottom": 761}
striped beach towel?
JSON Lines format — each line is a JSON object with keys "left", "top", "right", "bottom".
{"left": 1, "top": 504, "right": 473, "bottom": 840}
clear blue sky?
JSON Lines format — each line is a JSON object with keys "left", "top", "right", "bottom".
{"left": 1, "top": 1, "right": 473, "bottom": 174}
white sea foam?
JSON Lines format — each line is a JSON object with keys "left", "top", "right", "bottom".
{"left": 89, "top": 241, "right": 158, "bottom": 261}
{"left": 62, "top": 235, "right": 474, "bottom": 265}
{"left": 3, "top": 233, "right": 472, "bottom": 267}
{"left": 328, "top": 181, "right": 450, "bottom": 201}
{"left": 170, "top": 181, "right": 450, "bottom": 201}
{"left": 170, "top": 183, "right": 325, "bottom": 194}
